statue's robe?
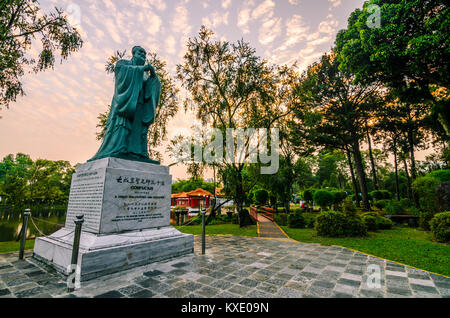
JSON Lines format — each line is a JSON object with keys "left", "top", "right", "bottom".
{"left": 90, "top": 59, "right": 161, "bottom": 163}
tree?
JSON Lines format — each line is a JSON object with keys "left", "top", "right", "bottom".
{"left": 291, "top": 53, "right": 381, "bottom": 211}
{"left": 335, "top": 0, "right": 449, "bottom": 137}
{"left": 97, "top": 50, "right": 179, "bottom": 161}
{"left": 176, "top": 26, "right": 296, "bottom": 225}
{"left": 0, "top": 0, "right": 83, "bottom": 113}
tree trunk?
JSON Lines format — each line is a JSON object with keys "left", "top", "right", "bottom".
{"left": 393, "top": 139, "right": 401, "bottom": 201}
{"left": 407, "top": 128, "right": 417, "bottom": 180}
{"left": 352, "top": 139, "right": 371, "bottom": 211}
{"left": 346, "top": 147, "right": 361, "bottom": 208}
{"left": 367, "top": 131, "right": 379, "bottom": 190}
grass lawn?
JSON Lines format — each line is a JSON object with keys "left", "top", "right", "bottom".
{"left": 176, "top": 224, "right": 258, "bottom": 237}
{"left": 0, "top": 240, "right": 35, "bottom": 254}
{"left": 281, "top": 226, "right": 450, "bottom": 277}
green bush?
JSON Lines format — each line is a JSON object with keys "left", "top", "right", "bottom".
{"left": 315, "top": 211, "right": 367, "bottom": 237}
{"left": 370, "top": 190, "right": 391, "bottom": 201}
{"left": 378, "top": 217, "right": 394, "bottom": 230}
{"left": 342, "top": 197, "right": 356, "bottom": 216}
{"left": 303, "top": 213, "right": 317, "bottom": 228}
{"left": 313, "top": 190, "right": 334, "bottom": 210}
{"left": 303, "top": 189, "right": 314, "bottom": 202}
{"left": 374, "top": 199, "right": 389, "bottom": 210}
{"left": 274, "top": 213, "right": 288, "bottom": 226}
{"left": 332, "top": 191, "right": 348, "bottom": 205}
{"left": 430, "top": 212, "right": 450, "bottom": 243}
{"left": 428, "top": 170, "right": 450, "bottom": 183}
{"left": 362, "top": 215, "right": 378, "bottom": 231}
{"left": 400, "top": 198, "right": 413, "bottom": 210}
{"left": 385, "top": 200, "right": 405, "bottom": 215}
{"left": 413, "top": 176, "right": 441, "bottom": 213}
{"left": 253, "top": 189, "right": 269, "bottom": 206}
{"left": 361, "top": 212, "right": 393, "bottom": 231}
{"left": 419, "top": 211, "right": 436, "bottom": 231}
{"left": 288, "top": 213, "right": 306, "bottom": 229}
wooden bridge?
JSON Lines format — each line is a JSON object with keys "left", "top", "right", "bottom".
{"left": 250, "top": 206, "right": 293, "bottom": 241}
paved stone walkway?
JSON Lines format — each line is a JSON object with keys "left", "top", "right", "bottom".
{"left": 257, "top": 214, "right": 293, "bottom": 240}
{"left": 1, "top": 235, "right": 449, "bottom": 298}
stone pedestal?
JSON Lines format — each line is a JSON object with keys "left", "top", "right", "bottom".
{"left": 33, "top": 158, "right": 194, "bottom": 282}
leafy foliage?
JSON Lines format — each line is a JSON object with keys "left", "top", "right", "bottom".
{"left": 0, "top": 0, "right": 83, "bottom": 113}
{"left": 430, "top": 212, "right": 450, "bottom": 243}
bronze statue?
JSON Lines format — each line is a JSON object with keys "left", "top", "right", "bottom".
{"left": 90, "top": 46, "right": 161, "bottom": 164}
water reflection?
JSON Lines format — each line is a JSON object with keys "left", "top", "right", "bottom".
{"left": 0, "top": 205, "right": 66, "bottom": 242}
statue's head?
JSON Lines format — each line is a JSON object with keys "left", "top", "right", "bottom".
{"left": 132, "top": 46, "right": 146, "bottom": 66}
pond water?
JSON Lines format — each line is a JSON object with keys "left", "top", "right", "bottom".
{"left": 0, "top": 205, "right": 66, "bottom": 242}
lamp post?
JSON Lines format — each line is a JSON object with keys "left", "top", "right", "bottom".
{"left": 201, "top": 195, "right": 206, "bottom": 255}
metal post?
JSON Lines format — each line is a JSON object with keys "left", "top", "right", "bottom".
{"left": 19, "top": 209, "right": 31, "bottom": 260}
{"left": 68, "top": 215, "right": 84, "bottom": 292}
{"left": 201, "top": 198, "right": 206, "bottom": 255}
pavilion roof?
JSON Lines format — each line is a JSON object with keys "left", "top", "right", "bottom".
{"left": 186, "top": 188, "right": 214, "bottom": 197}
{"left": 171, "top": 192, "right": 189, "bottom": 198}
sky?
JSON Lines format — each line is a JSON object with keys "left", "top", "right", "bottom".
{"left": 0, "top": 0, "right": 403, "bottom": 181}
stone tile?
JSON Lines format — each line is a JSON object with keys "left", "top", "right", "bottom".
{"left": 334, "top": 284, "right": 358, "bottom": 296}
{"left": 340, "top": 273, "right": 362, "bottom": 282}
{"left": 118, "top": 284, "right": 144, "bottom": 296}
{"left": 130, "top": 289, "right": 155, "bottom": 298}
{"left": 196, "top": 286, "right": 220, "bottom": 297}
{"left": 228, "top": 285, "right": 251, "bottom": 296}
{"left": 0, "top": 289, "right": 11, "bottom": 297}
{"left": 386, "top": 287, "right": 412, "bottom": 297}
{"left": 277, "top": 287, "right": 303, "bottom": 298}
{"left": 410, "top": 284, "right": 439, "bottom": 294}
{"left": 143, "top": 270, "right": 164, "bottom": 277}
{"left": 409, "top": 278, "right": 436, "bottom": 287}
{"left": 386, "top": 270, "right": 408, "bottom": 277}
{"left": 164, "top": 287, "right": 190, "bottom": 298}
{"left": 93, "top": 290, "right": 125, "bottom": 298}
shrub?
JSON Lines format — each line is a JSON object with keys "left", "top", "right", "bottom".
{"left": 378, "top": 217, "right": 394, "bottom": 230}
{"left": 303, "top": 189, "right": 314, "bottom": 202}
{"left": 313, "top": 190, "right": 334, "bottom": 210}
{"left": 374, "top": 199, "right": 389, "bottom": 210}
{"left": 412, "top": 176, "right": 441, "bottom": 213}
{"left": 332, "top": 191, "right": 348, "bottom": 205}
{"left": 385, "top": 200, "right": 405, "bottom": 215}
{"left": 400, "top": 198, "right": 413, "bottom": 210}
{"left": 370, "top": 190, "right": 391, "bottom": 201}
{"left": 288, "top": 213, "right": 306, "bottom": 229}
{"left": 303, "top": 213, "right": 317, "bottom": 228}
{"left": 436, "top": 182, "right": 450, "bottom": 212}
{"left": 362, "top": 215, "right": 378, "bottom": 231}
{"left": 254, "top": 189, "right": 269, "bottom": 206}
{"left": 430, "top": 212, "right": 450, "bottom": 243}
{"left": 361, "top": 212, "right": 394, "bottom": 231}
{"left": 427, "top": 170, "right": 450, "bottom": 183}
{"left": 315, "top": 211, "right": 367, "bottom": 237}
{"left": 274, "top": 213, "right": 288, "bottom": 226}
{"left": 419, "top": 211, "right": 435, "bottom": 231}
{"left": 342, "top": 197, "right": 356, "bottom": 216}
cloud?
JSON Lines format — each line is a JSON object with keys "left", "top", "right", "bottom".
{"left": 202, "top": 11, "right": 229, "bottom": 29}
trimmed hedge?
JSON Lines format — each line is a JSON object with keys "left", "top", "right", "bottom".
{"left": 288, "top": 213, "right": 306, "bottom": 229}
{"left": 314, "top": 190, "right": 334, "bottom": 209}
{"left": 361, "top": 212, "right": 393, "bottom": 231}
{"left": 315, "top": 211, "right": 367, "bottom": 237}
{"left": 430, "top": 212, "right": 450, "bottom": 243}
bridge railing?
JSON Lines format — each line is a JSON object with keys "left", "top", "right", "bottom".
{"left": 249, "top": 206, "right": 274, "bottom": 222}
